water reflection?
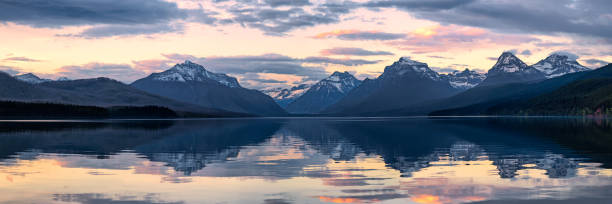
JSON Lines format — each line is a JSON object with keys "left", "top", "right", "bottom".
{"left": 1, "top": 118, "right": 611, "bottom": 203}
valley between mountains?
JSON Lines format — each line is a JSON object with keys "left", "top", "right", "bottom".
{"left": 2, "top": 51, "right": 611, "bottom": 118}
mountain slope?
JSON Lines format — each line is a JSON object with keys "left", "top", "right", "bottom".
{"left": 479, "top": 52, "right": 545, "bottom": 86}
{"left": 429, "top": 63, "right": 612, "bottom": 116}
{"left": 131, "top": 61, "right": 286, "bottom": 116}
{"left": 532, "top": 53, "right": 590, "bottom": 78}
{"left": 261, "top": 84, "right": 311, "bottom": 108}
{"left": 324, "top": 57, "right": 459, "bottom": 115}
{"left": 286, "top": 71, "right": 361, "bottom": 114}
{"left": 486, "top": 78, "right": 612, "bottom": 116}
{"left": 0, "top": 72, "right": 234, "bottom": 116}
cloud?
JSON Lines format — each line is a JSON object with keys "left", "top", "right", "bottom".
{"left": 61, "top": 23, "right": 185, "bottom": 38}
{"left": 366, "top": 0, "right": 612, "bottom": 42}
{"left": 427, "top": 55, "right": 453, "bottom": 59}
{"left": 56, "top": 62, "right": 146, "bottom": 83}
{"left": 0, "top": 0, "right": 223, "bottom": 38}
{"left": 0, "top": 0, "right": 189, "bottom": 27}
{"left": 52, "top": 193, "right": 182, "bottom": 204}
{"left": 3, "top": 56, "right": 42, "bottom": 62}
{"left": 220, "top": 1, "right": 356, "bottom": 35}
{"left": 583, "top": 59, "right": 609, "bottom": 67}
{"left": 363, "top": 0, "right": 476, "bottom": 11}
{"left": 314, "top": 30, "right": 406, "bottom": 40}
{"left": 0, "top": 65, "right": 21, "bottom": 75}
{"left": 535, "top": 41, "right": 569, "bottom": 47}
{"left": 431, "top": 67, "right": 459, "bottom": 73}
{"left": 132, "top": 59, "right": 174, "bottom": 73}
{"left": 520, "top": 49, "right": 532, "bottom": 56}
{"left": 303, "top": 57, "right": 381, "bottom": 66}
{"left": 264, "top": 0, "right": 311, "bottom": 7}
{"left": 551, "top": 50, "right": 579, "bottom": 61}
{"left": 320, "top": 47, "right": 394, "bottom": 56}
{"left": 387, "top": 25, "right": 539, "bottom": 53}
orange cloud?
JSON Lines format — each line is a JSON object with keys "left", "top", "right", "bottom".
{"left": 314, "top": 30, "right": 362, "bottom": 39}
{"left": 317, "top": 196, "right": 359, "bottom": 203}
{"left": 411, "top": 194, "right": 441, "bottom": 204}
{"left": 389, "top": 24, "right": 537, "bottom": 54}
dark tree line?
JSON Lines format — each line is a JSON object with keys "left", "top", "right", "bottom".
{"left": 0, "top": 101, "right": 177, "bottom": 119}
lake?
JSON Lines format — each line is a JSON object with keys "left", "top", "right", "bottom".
{"left": 1, "top": 117, "right": 611, "bottom": 204}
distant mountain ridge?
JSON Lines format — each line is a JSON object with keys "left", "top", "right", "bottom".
{"left": 479, "top": 52, "right": 545, "bottom": 86}
{"left": 441, "top": 69, "right": 486, "bottom": 90}
{"left": 14, "top": 73, "right": 52, "bottom": 84}
{"left": 131, "top": 61, "right": 286, "bottom": 116}
{"left": 0, "top": 72, "right": 233, "bottom": 116}
{"left": 286, "top": 71, "right": 361, "bottom": 114}
{"left": 324, "top": 57, "right": 460, "bottom": 115}
{"left": 262, "top": 84, "right": 311, "bottom": 108}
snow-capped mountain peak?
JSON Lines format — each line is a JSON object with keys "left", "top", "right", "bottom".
{"left": 532, "top": 53, "right": 590, "bottom": 78}
{"left": 382, "top": 57, "right": 441, "bottom": 81}
{"left": 441, "top": 68, "right": 486, "bottom": 90}
{"left": 314, "top": 71, "right": 361, "bottom": 93}
{"left": 14, "top": 73, "right": 51, "bottom": 84}
{"left": 56, "top": 77, "right": 71, "bottom": 81}
{"left": 151, "top": 60, "right": 240, "bottom": 88}
{"left": 262, "top": 84, "right": 311, "bottom": 102}
{"left": 491, "top": 52, "right": 529, "bottom": 73}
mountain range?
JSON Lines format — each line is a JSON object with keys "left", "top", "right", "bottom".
{"left": 131, "top": 60, "right": 286, "bottom": 116}
{"left": 323, "top": 57, "right": 460, "bottom": 115}
{"left": 0, "top": 51, "right": 608, "bottom": 118}
{"left": 286, "top": 71, "right": 361, "bottom": 114}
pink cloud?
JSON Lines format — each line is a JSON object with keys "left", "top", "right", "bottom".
{"left": 387, "top": 25, "right": 539, "bottom": 54}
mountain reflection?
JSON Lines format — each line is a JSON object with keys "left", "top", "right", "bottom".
{"left": 1, "top": 118, "right": 612, "bottom": 203}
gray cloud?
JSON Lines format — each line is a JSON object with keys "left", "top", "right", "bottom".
{"left": 427, "top": 55, "right": 453, "bottom": 59}
{"left": 321, "top": 47, "right": 394, "bottom": 56}
{"left": 221, "top": 1, "right": 355, "bottom": 35}
{"left": 0, "top": 0, "right": 188, "bottom": 27}
{"left": 264, "top": 0, "right": 311, "bottom": 7}
{"left": 535, "top": 41, "right": 569, "bottom": 47}
{"left": 52, "top": 193, "right": 182, "bottom": 204}
{"left": 583, "top": 59, "right": 609, "bottom": 67}
{"left": 431, "top": 67, "right": 458, "bottom": 73}
{"left": 364, "top": 0, "right": 476, "bottom": 11}
{"left": 63, "top": 23, "right": 185, "bottom": 38}
{"left": 317, "top": 31, "right": 406, "bottom": 40}
{"left": 520, "top": 49, "right": 532, "bottom": 56}
{"left": 365, "top": 0, "right": 612, "bottom": 42}
{"left": 57, "top": 62, "right": 146, "bottom": 83}
{"left": 3, "top": 56, "right": 42, "bottom": 62}
{"left": 303, "top": 57, "right": 381, "bottom": 66}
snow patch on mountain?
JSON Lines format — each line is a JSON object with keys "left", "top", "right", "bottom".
{"left": 312, "top": 71, "right": 361, "bottom": 94}
{"left": 14, "top": 73, "right": 51, "bottom": 84}
{"left": 532, "top": 53, "right": 590, "bottom": 78}
{"left": 441, "top": 69, "right": 486, "bottom": 89}
{"left": 382, "top": 57, "right": 442, "bottom": 81}
{"left": 151, "top": 60, "right": 240, "bottom": 88}
{"left": 262, "top": 84, "right": 311, "bottom": 102}
{"left": 491, "top": 52, "right": 531, "bottom": 73}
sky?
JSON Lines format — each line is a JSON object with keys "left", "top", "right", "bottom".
{"left": 0, "top": 0, "right": 611, "bottom": 89}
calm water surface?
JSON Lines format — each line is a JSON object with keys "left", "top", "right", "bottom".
{"left": 1, "top": 117, "right": 611, "bottom": 204}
